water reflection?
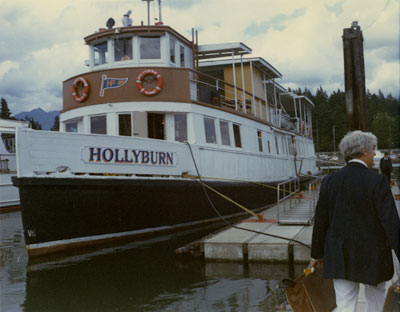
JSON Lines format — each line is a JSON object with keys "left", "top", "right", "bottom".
{"left": 22, "top": 228, "right": 303, "bottom": 312}
{"left": 0, "top": 215, "right": 308, "bottom": 312}
{"left": 7, "top": 164, "right": 399, "bottom": 312}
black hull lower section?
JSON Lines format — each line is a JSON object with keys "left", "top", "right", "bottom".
{"left": 14, "top": 177, "right": 290, "bottom": 256}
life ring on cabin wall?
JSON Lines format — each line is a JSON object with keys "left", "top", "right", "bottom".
{"left": 72, "top": 77, "right": 90, "bottom": 102}
{"left": 136, "top": 69, "right": 163, "bottom": 96}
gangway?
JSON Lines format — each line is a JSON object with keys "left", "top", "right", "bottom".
{"left": 277, "top": 177, "right": 321, "bottom": 225}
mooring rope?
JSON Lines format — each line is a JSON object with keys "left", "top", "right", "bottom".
{"left": 184, "top": 142, "right": 312, "bottom": 249}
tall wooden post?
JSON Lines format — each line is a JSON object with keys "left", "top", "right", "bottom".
{"left": 342, "top": 21, "right": 368, "bottom": 131}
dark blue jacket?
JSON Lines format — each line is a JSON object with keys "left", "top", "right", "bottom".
{"left": 311, "top": 162, "right": 400, "bottom": 285}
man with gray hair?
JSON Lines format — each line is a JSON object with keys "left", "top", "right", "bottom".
{"left": 310, "top": 130, "right": 400, "bottom": 311}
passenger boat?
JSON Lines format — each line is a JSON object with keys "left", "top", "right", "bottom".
{"left": 0, "top": 118, "right": 28, "bottom": 212}
{"left": 13, "top": 2, "right": 318, "bottom": 257}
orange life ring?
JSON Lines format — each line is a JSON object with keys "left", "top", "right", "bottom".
{"left": 72, "top": 77, "right": 89, "bottom": 102}
{"left": 136, "top": 69, "right": 163, "bottom": 96}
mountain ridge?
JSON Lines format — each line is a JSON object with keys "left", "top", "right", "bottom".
{"left": 15, "top": 108, "right": 60, "bottom": 130}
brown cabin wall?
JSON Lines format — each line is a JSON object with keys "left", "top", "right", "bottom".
{"left": 62, "top": 67, "right": 191, "bottom": 113}
{"left": 223, "top": 65, "right": 266, "bottom": 101}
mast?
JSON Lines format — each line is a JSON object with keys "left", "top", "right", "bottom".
{"left": 142, "top": 0, "right": 153, "bottom": 25}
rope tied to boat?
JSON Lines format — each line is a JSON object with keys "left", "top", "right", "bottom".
{"left": 184, "top": 141, "right": 311, "bottom": 249}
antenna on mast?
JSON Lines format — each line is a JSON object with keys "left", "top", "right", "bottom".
{"left": 142, "top": 0, "right": 154, "bottom": 25}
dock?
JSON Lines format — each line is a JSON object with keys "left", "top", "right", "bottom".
{"left": 200, "top": 181, "right": 400, "bottom": 311}
{"left": 202, "top": 182, "right": 400, "bottom": 263}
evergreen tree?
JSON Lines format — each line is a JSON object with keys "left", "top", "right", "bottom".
{"left": 329, "top": 90, "right": 346, "bottom": 152}
{"left": 0, "top": 98, "right": 12, "bottom": 119}
{"left": 312, "top": 86, "right": 331, "bottom": 152}
{"left": 28, "top": 117, "right": 42, "bottom": 130}
{"left": 51, "top": 115, "right": 60, "bottom": 131}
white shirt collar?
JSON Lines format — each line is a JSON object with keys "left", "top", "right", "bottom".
{"left": 348, "top": 158, "right": 368, "bottom": 168}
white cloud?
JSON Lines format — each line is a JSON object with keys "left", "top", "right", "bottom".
{"left": 0, "top": 0, "right": 398, "bottom": 115}
{"left": 0, "top": 61, "right": 19, "bottom": 79}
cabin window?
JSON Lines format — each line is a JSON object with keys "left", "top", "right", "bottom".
{"left": 1, "top": 133, "right": 15, "bottom": 153}
{"left": 233, "top": 124, "right": 242, "bottom": 148}
{"left": 170, "top": 38, "right": 176, "bottom": 63}
{"left": 119, "top": 114, "right": 132, "bottom": 136}
{"left": 281, "top": 137, "right": 286, "bottom": 155}
{"left": 148, "top": 113, "right": 165, "bottom": 139}
{"left": 94, "top": 42, "right": 108, "bottom": 66}
{"left": 140, "top": 36, "right": 161, "bottom": 59}
{"left": 180, "top": 45, "right": 185, "bottom": 68}
{"left": 174, "top": 114, "right": 187, "bottom": 142}
{"left": 204, "top": 117, "right": 216, "bottom": 144}
{"left": 90, "top": 115, "right": 107, "bottom": 134}
{"left": 114, "top": 38, "right": 132, "bottom": 61}
{"left": 220, "top": 120, "right": 230, "bottom": 146}
{"left": 288, "top": 137, "right": 294, "bottom": 155}
{"left": 65, "top": 122, "right": 78, "bottom": 133}
{"left": 257, "top": 130, "right": 263, "bottom": 152}
{"left": 275, "top": 136, "right": 279, "bottom": 154}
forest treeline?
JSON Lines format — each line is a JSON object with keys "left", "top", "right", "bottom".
{"left": 289, "top": 87, "right": 400, "bottom": 152}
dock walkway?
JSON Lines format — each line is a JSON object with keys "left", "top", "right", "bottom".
{"left": 203, "top": 189, "right": 319, "bottom": 263}
{"left": 201, "top": 183, "right": 400, "bottom": 311}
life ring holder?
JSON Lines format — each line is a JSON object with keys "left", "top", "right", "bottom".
{"left": 136, "top": 69, "right": 163, "bottom": 96}
{"left": 72, "top": 77, "right": 89, "bottom": 102}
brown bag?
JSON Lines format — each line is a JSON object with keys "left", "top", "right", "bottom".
{"left": 382, "top": 282, "right": 400, "bottom": 312}
{"left": 286, "top": 262, "right": 336, "bottom": 312}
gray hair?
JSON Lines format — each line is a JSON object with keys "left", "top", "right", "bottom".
{"left": 339, "top": 130, "right": 377, "bottom": 162}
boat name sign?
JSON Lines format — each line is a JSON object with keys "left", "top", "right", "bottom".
{"left": 81, "top": 146, "right": 177, "bottom": 166}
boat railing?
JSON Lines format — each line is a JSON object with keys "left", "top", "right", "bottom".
{"left": 190, "top": 69, "right": 283, "bottom": 126}
{"left": 189, "top": 69, "right": 312, "bottom": 137}
{"left": 276, "top": 177, "right": 300, "bottom": 222}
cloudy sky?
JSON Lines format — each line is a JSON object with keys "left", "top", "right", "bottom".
{"left": 0, "top": 0, "right": 398, "bottom": 115}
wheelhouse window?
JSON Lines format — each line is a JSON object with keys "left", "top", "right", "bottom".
{"left": 233, "top": 124, "right": 242, "bottom": 148}
{"left": 170, "top": 38, "right": 176, "bottom": 63}
{"left": 65, "top": 122, "right": 78, "bottom": 133}
{"left": 1, "top": 133, "right": 15, "bottom": 153}
{"left": 114, "top": 38, "right": 132, "bottom": 62}
{"left": 94, "top": 42, "right": 108, "bottom": 66}
{"left": 91, "top": 115, "right": 107, "bottom": 134}
{"left": 220, "top": 120, "right": 230, "bottom": 146}
{"left": 119, "top": 114, "right": 132, "bottom": 136}
{"left": 140, "top": 36, "right": 161, "bottom": 59}
{"left": 257, "top": 130, "right": 263, "bottom": 152}
{"left": 204, "top": 117, "right": 216, "bottom": 144}
{"left": 174, "top": 114, "right": 187, "bottom": 142}
{"left": 180, "top": 45, "right": 185, "bottom": 67}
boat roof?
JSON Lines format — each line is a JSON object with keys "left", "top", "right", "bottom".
{"left": 199, "top": 56, "right": 282, "bottom": 79}
{"left": 0, "top": 118, "right": 29, "bottom": 131}
{"left": 197, "top": 42, "right": 252, "bottom": 59}
{"left": 84, "top": 25, "right": 193, "bottom": 46}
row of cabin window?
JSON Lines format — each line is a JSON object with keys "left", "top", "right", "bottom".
{"left": 203, "top": 117, "right": 299, "bottom": 156}
{"left": 65, "top": 114, "right": 307, "bottom": 156}
{"left": 65, "top": 113, "right": 187, "bottom": 142}
{"left": 258, "top": 130, "right": 299, "bottom": 156}
{"left": 94, "top": 36, "right": 186, "bottom": 67}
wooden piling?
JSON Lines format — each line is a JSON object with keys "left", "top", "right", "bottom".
{"left": 342, "top": 21, "right": 368, "bottom": 131}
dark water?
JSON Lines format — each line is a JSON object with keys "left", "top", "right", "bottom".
{"left": 1, "top": 214, "right": 303, "bottom": 312}
{"left": 2, "top": 166, "right": 398, "bottom": 312}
